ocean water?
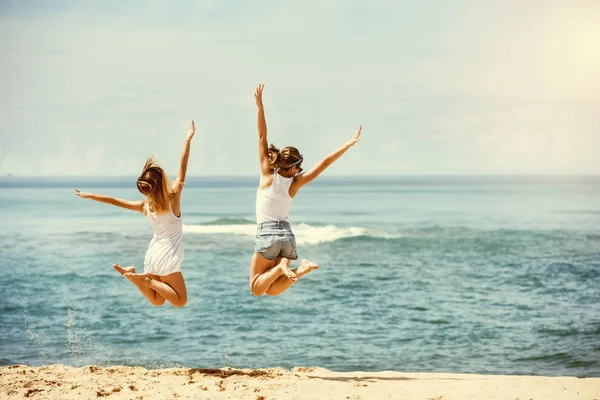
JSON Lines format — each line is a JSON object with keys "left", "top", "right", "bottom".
{"left": 0, "top": 176, "right": 599, "bottom": 377}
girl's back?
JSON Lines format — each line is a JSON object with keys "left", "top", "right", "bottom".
{"left": 255, "top": 171, "right": 294, "bottom": 223}
{"left": 144, "top": 200, "right": 184, "bottom": 276}
{"left": 144, "top": 201, "right": 182, "bottom": 240}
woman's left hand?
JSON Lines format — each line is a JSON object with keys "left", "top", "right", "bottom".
{"left": 347, "top": 125, "right": 362, "bottom": 147}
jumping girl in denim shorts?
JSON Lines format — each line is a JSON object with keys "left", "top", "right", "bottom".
{"left": 249, "top": 84, "right": 363, "bottom": 296}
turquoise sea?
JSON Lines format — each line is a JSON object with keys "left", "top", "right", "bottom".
{"left": 1, "top": 176, "right": 599, "bottom": 376}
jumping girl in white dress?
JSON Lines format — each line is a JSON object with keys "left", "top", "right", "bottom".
{"left": 74, "top": 121, "right": 196, "bottom": 307}
{"left": 250, "top": 84, "right": 363, "bottom": 296}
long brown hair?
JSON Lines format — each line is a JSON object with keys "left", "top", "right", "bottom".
{"left": 136, "top": 157, "right": 172, "bottom": 214}
{"left": 267, "top": 144, "right": 303, "bottom": 173}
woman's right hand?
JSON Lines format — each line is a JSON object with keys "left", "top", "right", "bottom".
{"left": 255, "top": 84, "right": 265, "bottom": 109}
{"left": 75, "top": 189, "right": 91, "bottom": 199}
{"left": 186, "top": 120, "right": 196, "bottom": 141}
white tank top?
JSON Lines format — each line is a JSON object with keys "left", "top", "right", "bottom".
{"left": 255, "top": 170, "right": 294, "bottom": 223}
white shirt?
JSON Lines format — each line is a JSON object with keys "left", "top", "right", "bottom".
{"left": 255, "top": 171, "right": 294, "bottom": 223}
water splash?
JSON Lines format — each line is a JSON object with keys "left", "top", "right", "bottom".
{"left": 23, "top": 308, "right": 58, "bottom": 364}
{"left": 63, "top": 300, "right": 143, "bottom": 367}
{"left": 65, "top": 304, "right": 89, "bottom": 365}
{"left": 21, "top": 278, "right": 59, "bottom": 364}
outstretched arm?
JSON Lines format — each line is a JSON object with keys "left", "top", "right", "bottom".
{"left": 255, "top": 84, "right": 270, "bottom": 175}
{"left": 171, "top": 120, "right": 196, "bottom": 194}
{"left": 294, "top": 126, "right": 362, "bottom": 188}
{"left": 74, "top": 189, "right": 144, "bottom": 213}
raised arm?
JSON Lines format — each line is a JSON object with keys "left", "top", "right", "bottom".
{"left": 74, "top": 189, "right": 144, "bottom": 213}
{"left": 255, "top": 84, "right": 270, "bottom": 175}
{"left": 171, "top": 120, "right": 196, "bottom": 194}
{"left": 294, "top": 126, "right": 362, "bottom": 188}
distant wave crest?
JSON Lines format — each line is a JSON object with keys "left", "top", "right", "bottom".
{"left": 199, "top": 217, "right": 255, "bottom": 225}
{"left": 183, "top": 221, "right": 370, "bottom": 245}
{"left": 182, "top": 219, "right": 591, "bottom": 247}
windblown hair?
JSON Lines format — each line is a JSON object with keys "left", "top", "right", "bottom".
{"left": 136, "top": 157, "right": 173, "bottom": 214}
{"left": 267, "top": 144, "right": 303, "bottom": 173}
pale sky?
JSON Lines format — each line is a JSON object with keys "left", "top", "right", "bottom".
{"left": 1, "top": 0, "right": 599, "bottom": 176}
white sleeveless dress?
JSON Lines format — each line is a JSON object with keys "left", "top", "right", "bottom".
{"left": 143, "top": 202, "right": 184, "bottom": 276}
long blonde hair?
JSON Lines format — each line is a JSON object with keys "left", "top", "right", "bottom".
{"left": 136, "top": 157, "right": 172, "bottom": 214}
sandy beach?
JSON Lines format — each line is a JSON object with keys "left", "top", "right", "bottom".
{"left": 1, "top": 365, "right": 598, "bottom": 400}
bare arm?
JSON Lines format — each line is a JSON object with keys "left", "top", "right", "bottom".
{"left": 255, "top": 84, "right": 270, "bottom": 175}
{"left": 294, "top": 126, "right": 362, "bottom": 188}
{"left": 74, "top": 189, "right": 144, "bottom": 213}
{"left": 171, "top": 120, "right": 196, "bottom": 194}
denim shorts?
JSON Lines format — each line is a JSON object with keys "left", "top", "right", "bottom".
{"left": 254, "top": 220, "right": 298, "bottom": 261}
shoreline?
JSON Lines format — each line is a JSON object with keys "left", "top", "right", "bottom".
{"left": 1, "top": 364, "right": 598, "bottom": 400}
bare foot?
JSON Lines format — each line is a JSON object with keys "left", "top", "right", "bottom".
{"left": 296, "top": 259, "right": 319, "bottom": 278}
{"left": 124, "top": 272, "right": 147, "bottom": 285}
{"left": 143, "top": 277, "right": 156, "bottom": 287}
{"left": 280, "top": 263, "right": 297, "bottom": 282}
{"left": 114, "top": 264, "right": 135, "bottom": 276}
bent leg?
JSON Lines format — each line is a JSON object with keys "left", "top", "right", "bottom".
{"left": 250, "top": 254, "right": 294, "bottom": 296}
{"left": 143, "top": 272, "right": 187, "bottom": 307}
{"left": 116, "top": 265, "right": 166, "bottom": 306}
{"left": 266, "top": 259, "right": 319, "bottom": 297}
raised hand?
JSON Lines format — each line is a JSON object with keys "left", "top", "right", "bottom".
{"left": 255, "top": 84, "right": 265, "bottom": 109}
{"left": 186, "top": 120, "right": 196, "bottom": 141}
{"left": 347, "top": 125, "right": 362, "bottom": 147}
{"left": 75, "top": 189, "right": 91, "bottom": 199}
